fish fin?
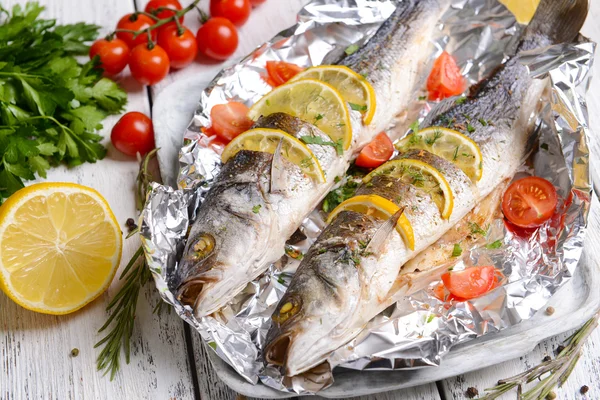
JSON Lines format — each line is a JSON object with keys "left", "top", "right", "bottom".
{"left": 365, "top": 208, "right": 405, "bottom": 254}
{"left": 270, "top": 139, "right": 287, "bottom": 193}
{"left": 526, "top": 0, "right": 588, "bottom": 44}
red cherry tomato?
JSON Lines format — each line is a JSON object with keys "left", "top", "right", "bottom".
{"left": 116, "top": 14, "right": 157, "bottom": 49}
{"left": 129, "top": 44, "right": 170, "bottom": 86}
{"left": 441, "top": 266, "right": 496, "bottom": 300}
{"left": 111, "top": 112, "right": 155, "bottom": 157}
{"left": 250, "top": 0, "right": 266, "bottom": 5}
{"left": 501, "top": 176, "right": 558, "bottom": 228}
{"left": 210, "top": 102, "right": 253, "bottom": 142}
{"left": 89, "top": 38, "right": 129, "bottom": 75}
{"left": 196, "top": 17, "right": 239, "bottom": 61}
{"left": 157, "top": 25, "right": 197, "bottom": 69}
{"left": 265, "top": 61, "right": 304, "bottom": 87}
{"left": 355, "top": 132, "right": 394, "bottom": 169}
{"left": 210, "top": 0, "right": 251, "bottom": 26}
{"left": 427, "top": 51, "right": 466, "bottom": 101}
{"left": 145, "top": 0, "right": 184, "bottom": 22}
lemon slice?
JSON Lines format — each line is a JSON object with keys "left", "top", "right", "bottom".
{"left": 326, "top": 194, "right": 415, "bottom": 250}
{"left": 396, "top": 127, "right": 483, "bottom": 182}
{"left": 0, "top": 183, "right": 122, "bottom": 315}
{"left": 248, "top": 79, "right": 352, "bottom": 151}
{"left": 499, "top": 0, "right": 540, "bottom": 24}
{"left": 364, "top": 159, "right": 454, "bottom": 219}
{"left": 221, "top": 128, "right": 326, "bottom": 183}
{"left": 290, "top": 65, "right": 376, "bottom": 125}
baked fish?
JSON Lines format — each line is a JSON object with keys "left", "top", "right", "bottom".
{"left": 264, "top": 0, "right": 588, "bottom": 376}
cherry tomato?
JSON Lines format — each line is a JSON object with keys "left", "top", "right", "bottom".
{"left": 210, "top": 102, "right": 253, "bottom": 142}
{"left": 129, "top": 44, "right": 170, "bottom": 86}
{"left": 116, "top": 14, "right": 157, "bottom": 49}
{"left": 111, "top": 112, "right": 155, "bottom": 157}
{"left": 157, "top": 25, "right": 197, "bottom": 69}
{"left": 441, "top": 266, "right": 496, "bottom": 300}
{"left": 249, "top": 0, "right": 266, "bottom": 5}
{"left": 501, "top": 176, "right": 558, "bottom": 228}
{"left": 427, "top": 51, "right": 466, "bottom": 101}
{"left": 196, "top": 17, "right": 239, "bottom": 61}
{"left": 145, "top": 0, "right": 184, "bottom": 22}
{"left": 210, "top": 0, "right": 251, "bottom": 26}
{"left": 89, "top": 38, "right": 129, "bottom": 75}
{"left": 355, "top": 132, "right": 394, "bottom": 168}
{"left": 265, "top": 61, "right": 304, "bottom": 87}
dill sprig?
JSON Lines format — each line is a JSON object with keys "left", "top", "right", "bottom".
{"left": 479, "top": 312, "right": 599, "bottom": 400}
{"left": 95, "top": 149, "right": 159, "bottom": 380}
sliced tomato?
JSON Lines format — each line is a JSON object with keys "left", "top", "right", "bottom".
{"left": 441, "top": 266, "right": 496, "bottom": 300}
{"left": 502, "top": 176, "right": 558, "bottom": 228}
{"left": 427, "top": 51, "right": 466, "bottom": 101}
{"left": 266, "top": 61, "right": 304, "bottom": 87}
{"left": 355, "top": 132, "right": 394, "bottom": 169}
{"left": 210, "top": 101, "right": 253, "bottom": 142}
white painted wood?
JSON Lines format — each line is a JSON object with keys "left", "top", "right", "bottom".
{"left": 0, "top": 1, "right": 195, "bottom": 399}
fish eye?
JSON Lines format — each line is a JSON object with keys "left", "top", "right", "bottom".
{"left": 190, "top": 234, "right": 215, "bottom": 262}
{"left": 272, "top": 296, "right": 301, "bottom": 324}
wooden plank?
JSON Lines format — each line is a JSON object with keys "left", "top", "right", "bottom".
{"left": 0, "top": 1, "right": 196, "bottom": 399}
{"left": 441, "top": 3, "right": 600, "bottom": 399}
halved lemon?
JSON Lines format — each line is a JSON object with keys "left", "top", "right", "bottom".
{"left": 221, "top": 128, "right": 326, "bottom": 183}
{"left": 248, "top": 79, "right": 352, "bottom": 150}
{"left": 0, "top": 183, "right": 122, "bottom": 315}
{"left": 499, "top": 0, "right": 540, "bottom": 24}
{"left": 326, "top": 194, "right": 415, "bottom": 250}
{"left": 290, "top": 65, "right": 376, "bottom": 125}
{"left": 364, "top": 159, "right": 454, "bottom": 219}
{"left": 396, "top": 127, "right": 483, "bottom": 182}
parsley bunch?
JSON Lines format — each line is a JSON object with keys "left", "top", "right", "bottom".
{"left": 0, "top": 3, "right": 127, "bottom": 201}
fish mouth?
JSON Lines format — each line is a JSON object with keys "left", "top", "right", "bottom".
{"left": 265, "top": 333, "right": 292, "bottom": 366}
{"left": 176, "top": 278, "right": 207, "bottom": 308}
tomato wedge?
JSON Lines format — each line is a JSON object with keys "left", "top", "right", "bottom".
{"left": 427, "top": 51, "right": 466, "bottom": 101}
{"left": 210, "top": 102, "right": 254, "bottom": 142}
{"left": 441, "top": 266, "right": 496, "bottom": 300}
{"left": 355, "top": 132, "right": 394, "bottom": 168}
{"left": 502, "top": 176, "right": 558, "bottom": 228}
{"left": 266, "top": 61, "right": 304, "bottom": 87}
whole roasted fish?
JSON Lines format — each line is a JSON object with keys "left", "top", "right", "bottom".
{"left": 264, "top": 0, "right": 588, "bottom": 376}
{"left": 174, "top": 0, "right": 453, "bottom": 317}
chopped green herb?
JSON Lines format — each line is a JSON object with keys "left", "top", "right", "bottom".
{"left": 467, "top": 124, "right": 475, "bottom": 133}
{"left": 455, "top": 96, "right": 467, "bottom": 105}
{"left": 208, "top": 342, "right": 217, "bottom": 350}
{"left": 300, "top": 157, "right": 314, "bottom": 168}
{"left": 486, "top": 240, "right": 503, "bottom": 249}
{"left": 409, "top": 134, "right": 422, "bottom": 145}
{"left": 453, "top": 146, "right": 460, "bottom": 161}
{"left": 426, "top": 314, "right": 435, "bottom": 323}
{"left": 315, "top": 113, "right": 324, "bottom": 121}
{"left": 334, "top": 176, "right": 342, "bottom": 183}
{"left": 540, "top": 143, "right": 549, "bottom": 151}
{"left": 318, "top": 248, "right": 327, "bottom": 254}
{"left": 360, "top": 72, "right": 368, "bottom": 79}
{"left": 425, "top": 129, "right": 443, "bottom": 145}
{"left": 345, "top": 43, "right": 359, "bottom": 56}
{"left": 265, "top": 99, "right": 270, "bottom": 106}
{"left": 469, "top": 222, "right": 488, "bottom": 236}
{"left": 349, "top": 102, "right": 368, "bottom": 112}
{"left": 322, "top": 179, "right": 359, "bottom": 212}
{"left": 451, "top": 244, "right": 463, "bottom": 257}
{"left": 358, "top": 240, "right": 367, "bottom": 249}
{"left": 336, "top": 122, "right": 346, "bottom": 127}
{"left": 409, "top": 120, "right": 420, "bottom": 133}
{"left": 478, "top": 118, "right": 488, "bottom": 126}
{"left": 277, "top": 275, "right": 286, "bottom": 284}
{"left": 299, "top": 135, "right": 343, "bottom": 156}
{"left": 418, "top": 95, "right": 427, "bottom": 101}
{"left": 285, "top": 245, "right": 304, "bottom": 260}
{"left": 252, "top": 205, "right": 262, "bottom": 214}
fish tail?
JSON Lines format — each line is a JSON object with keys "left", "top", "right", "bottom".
{"left": 526, "top": 0, "right": 589, "bottom": 43}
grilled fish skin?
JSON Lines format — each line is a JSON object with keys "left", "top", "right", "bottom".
{"left": 174, "top": 0, "right": 453, "bottom": 317}
{"left": 265, "top": 0, "right": 589, "bottom": 376}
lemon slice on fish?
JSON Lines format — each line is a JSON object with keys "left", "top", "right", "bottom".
{"left": 221, "top": 128, "right": 326, "bottom": 183}
{"left": 0, "top": 183, "right": 122, "bottom": 315}
{"left": 499, "top": 0, "right": 540, "bottom": 24}
{"left": 326, "top": 194, "right": 415, "bottom": 250}
{"left": 248, "top": 79, "right": 352, "bottom": 151}
{"left": 290, "top": 65, "right": 376, "bottom": 125}
{"left": 364, "top": 159, "right": 454, "bottom": 219}
{"left": 395, "top": 127, "right": 483, "bottom": 182}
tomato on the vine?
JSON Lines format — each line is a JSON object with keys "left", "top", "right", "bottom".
{"left": 89, "top": 38, "right": 129, "bottom": 75}
{"left": 265, "top": 61, "right": 303, "bottom": 87}
{"left": 210, "top": 0, "right": 251, "bottom": 26}
{"left": 196, "top": 17, "right": 238, "bottom": 61}
{"left": 145, "top": 0, "right": 184, "bottom": 22}
{"left": 116, "top": 13, "right": 157, "bottom": 49}
{"left": 111, "top": 112, "right": 155, "bottom": 157}
{"left": 157, "top": 25, "right": 197, "bottom": 69}
{"left": 501, "top": 176, "right": 558, "bottom": 228}
{"left": 355, "top": 132, "right": 394, "bottom": 168}
{"left": 210, "top": 102, "right": 253, "bottom": 142}
{"left": 441, "top": 266, "right": 497, "bottom": 300}
{"left": 129, "top": 44, "right": 170, "bottom": 86}
{"left": 427, "top": 51, "right": 466, "bottom": 101}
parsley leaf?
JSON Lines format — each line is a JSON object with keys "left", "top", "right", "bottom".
{"left": 344, "top": 44, "right": 359, "bottom": 56}
{"left": 349, "top": 102, "right": 368, "bottom": 112}
{"left": 300, "top": 135, "right": 343, "bottom": 156}
{"left": 451, "top": 244, "right": 463, "bottom": 257}
{"left": 252, "top": 204, "right": 262, "bottom": 214}
{"left": 486, "top": 240, "right": 503, "bottom": 249}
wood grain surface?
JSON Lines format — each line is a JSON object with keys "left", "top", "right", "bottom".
{"left": 0, "top": 0, "right": 598, "bottom": 399}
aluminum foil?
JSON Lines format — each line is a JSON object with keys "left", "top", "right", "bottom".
{"left": 140, "top": 0, "right": 594, "bottom": 395}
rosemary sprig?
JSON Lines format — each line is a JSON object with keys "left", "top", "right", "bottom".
{"left": 95, "top": 149, "right": 159, "bottom": 380}
{"left": 479, "top": 312, "right": 599, "bottom": 400}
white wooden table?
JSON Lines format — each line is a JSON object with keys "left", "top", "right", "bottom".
{"left": 1, "top": 1, "right": 598, "bottom": 399}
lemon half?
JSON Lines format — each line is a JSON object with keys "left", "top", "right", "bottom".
{"left": 499, "top": 0, "right": 540, "bottom": 24}
{"left": 0, "top": 183, "right": 122, "bottom": 315}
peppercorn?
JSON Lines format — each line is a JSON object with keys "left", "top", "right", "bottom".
{"left": 545, "top": 306, "right": 555, "bottom": 315}
{"left": 70, "top": 348, "right": 79, "bottom": 357}
{"left": 580, "top": 385, "right": 589, "bottom": 394}
{"left": 466, "top": 387, "right": 479, "bottom": 398}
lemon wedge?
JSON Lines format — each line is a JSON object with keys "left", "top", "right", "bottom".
{"left": 0, "top": 183, "right": 122, "bottom": 315}
{"left": 248, "top": 79, "right": 352, "bottom": 151}
{"left": 396, "top": 127, "right": 483, "bottom": 182}
{"left": 221, "top": 128, "right": 326, "bottom": 183}
{"left": 364, "top": 159, "right": 454, "bottom": 219}
{"left": 327, "top": 194, "right": 415, "bottom": 250}
{"left": 499, "top": 0, "right": 540, "bottom": 24}
{"left": 290, "top": 65, "right": 376, "bottom": 125}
